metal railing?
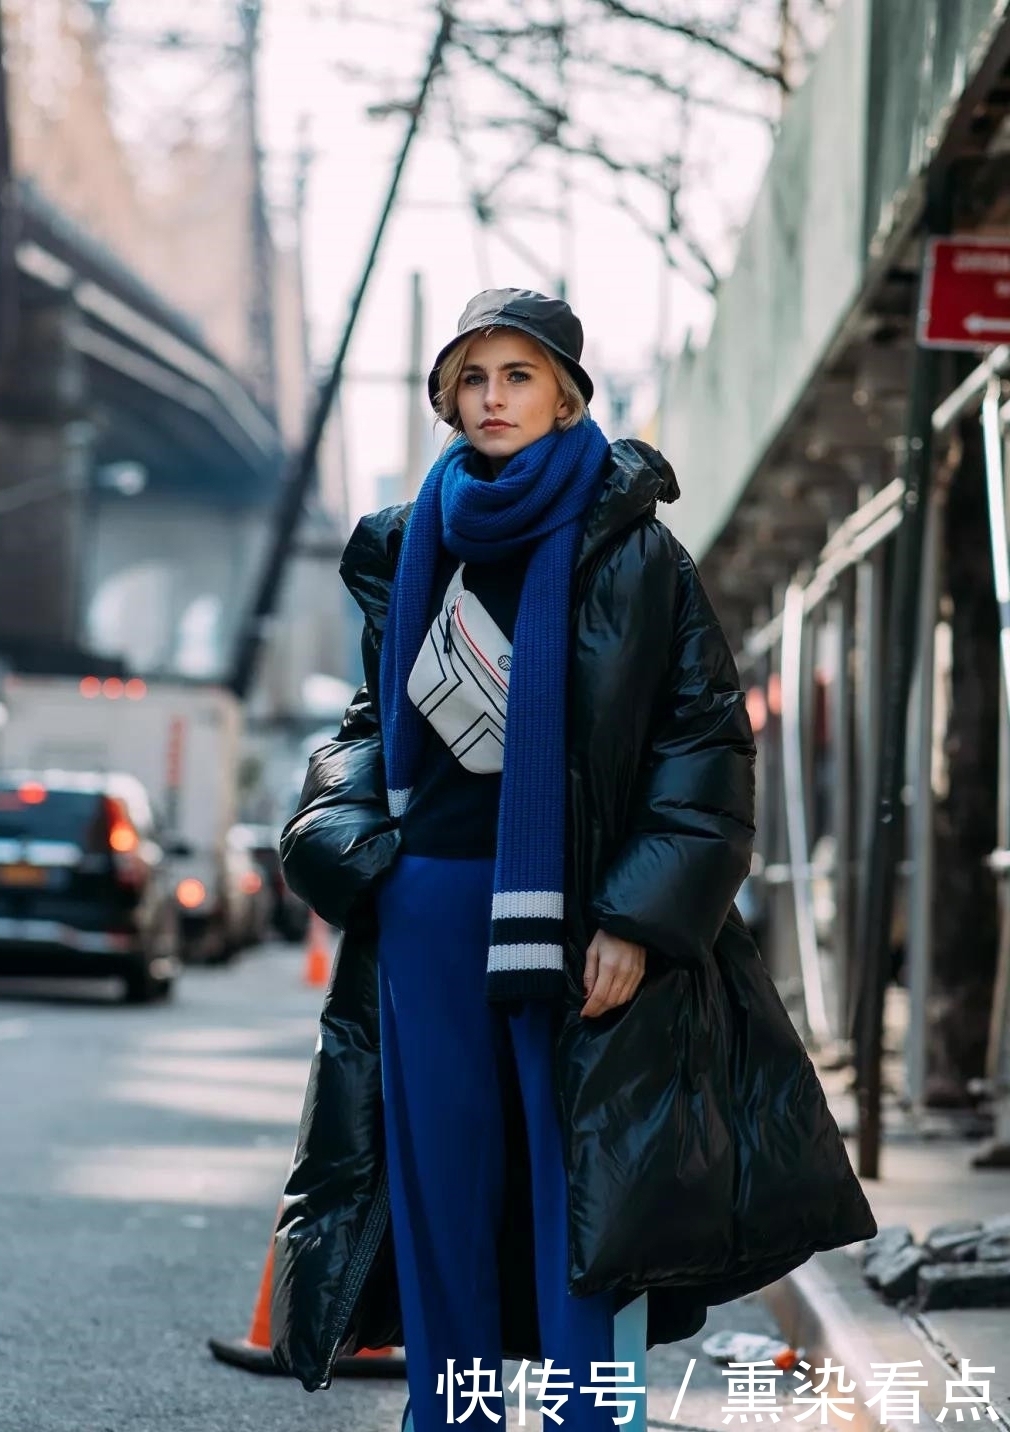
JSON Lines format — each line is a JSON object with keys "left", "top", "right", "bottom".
{"left": 739, "top": 347, "right": 1010, "bottom": 1164}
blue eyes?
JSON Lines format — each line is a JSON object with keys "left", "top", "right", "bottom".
{"left": 462, "top": 370, "right": 530, "bottom": 385}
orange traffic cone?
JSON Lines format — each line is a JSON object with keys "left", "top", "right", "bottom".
{"left": 207, "top": 1239, "right": 283, "bottom": 1375}
{"left": 303, "top": 913, "right": 332, "bottom": 987}
{"left": 331, "top": 1343, "right": 407, "bottom": 1377}
{"left": 209, "top": 1224, "right": 406, "bottom": 1378}
{"left": 245, "top": 1241, "right": 273, "bottom": 1348}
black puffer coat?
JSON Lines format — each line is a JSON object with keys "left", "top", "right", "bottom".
{"left": 274, "top": 439, "right": 876, "bottom": 1391}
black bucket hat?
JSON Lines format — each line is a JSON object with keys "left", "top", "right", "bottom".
{"left": 427, "top": 287, "right": 594, "bottom": 410}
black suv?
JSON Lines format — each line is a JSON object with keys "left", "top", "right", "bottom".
{"left": 0, "top": 771, "right": 181, "bottom": 1002}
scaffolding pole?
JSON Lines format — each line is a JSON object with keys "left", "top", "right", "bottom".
{"left": 780, "top": 582, "right": 832, "bottom": 1044}
{"left": 924, "top": 349, "right": 1010, "bottom": 1160}
{"left": 904, "top": 479, "right": 943, "bottom": 1109}
{"left": 854, "top": 341, "right": 940, "bottom": 1179}
{"left": 981, "top": 379, "right": 1010, "bottom": 1158}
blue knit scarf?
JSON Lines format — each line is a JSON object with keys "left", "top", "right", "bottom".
{"left": 380, "top": 417, "right": 610, "bottom": 1002}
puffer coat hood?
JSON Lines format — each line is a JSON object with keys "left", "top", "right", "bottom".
{"left": 274, "top": 438, "right": 876, "bottom": 1390}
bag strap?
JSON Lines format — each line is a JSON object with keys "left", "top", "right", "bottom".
{"left": 444, "top": 561, "right": 466, "bottom": 605}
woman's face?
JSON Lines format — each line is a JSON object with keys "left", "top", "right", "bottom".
{"left": 454, "top": 329, "right": 570, "bottom": 470}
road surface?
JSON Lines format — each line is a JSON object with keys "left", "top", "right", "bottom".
{"left": 0, "top": 942, "right": 787, "bottom": 1432}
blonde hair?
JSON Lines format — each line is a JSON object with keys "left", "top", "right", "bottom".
{"left": 433, "top": 327, "right": 588, "bottom": 437}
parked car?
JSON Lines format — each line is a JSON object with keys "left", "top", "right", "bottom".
{"left": 0, "top": 673, "right": 243, "bottom": 968}
{"left": 224, "top": 825, "right": 272, "bottom": 951}
{"left": 0, "top": 770, "right": 182, "bottom": 1002}
{"left": 227, "top": 824, "right": 307, "bottom": 943}
{"left": 174, "top": 827, "right": 269, "bottom": 965}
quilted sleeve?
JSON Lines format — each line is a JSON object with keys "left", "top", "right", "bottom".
{"left": 279, "top": 632, "right": 400, "bottom": 929}
{"left": 589, "top": 540, "right": 756, "bottom": 966}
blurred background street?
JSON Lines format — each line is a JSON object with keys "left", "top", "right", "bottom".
{"left": 4, "top": 0, "right": 1010, "bottom": 1426}
{"left": 0, "top": 943, "right": 785, "bottom": 1432}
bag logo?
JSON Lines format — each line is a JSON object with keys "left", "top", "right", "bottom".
{"left": 498, "top": 654, "right": 511, "bottom": 671}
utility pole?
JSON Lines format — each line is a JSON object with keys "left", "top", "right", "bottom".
{"left": 403, "top": 271, "right": 425, "bottom": 500}
{"left": 0, "top": 0, "right": 19, "bottom": 364}
{"left": 237, "top": 0, "right": 277, "bottom": 418}
{"left": 292, "top": 115, "right": 313, "bottom": 391}
{"left": 554, "top": 0, "right": 572, "bottom": 300}
{"left": 228, "top": 7, "right": 453, "bottom": 700}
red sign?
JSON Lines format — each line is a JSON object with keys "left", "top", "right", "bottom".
{"left": 164, "top": 716, "right": 185, "bottom": 833}
{"left": 918, "top": 237, "right": 1010, "bottom": 350}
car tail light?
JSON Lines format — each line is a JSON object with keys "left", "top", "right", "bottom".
{"left": 17, "top": 782, "right": 47, "bottom": 805}
{"left": 108, "top": 814, "right": 139, "bottom": 855}
{"left": 239, "top": 870, "right": 262, "bottom": 895}
{"left": 176, "top": 877, "right": 206, "bottom": 910}
{"left": 102, "top": 797, "right": 144, "bottom": 887}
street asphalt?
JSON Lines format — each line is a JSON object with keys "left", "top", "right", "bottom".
{"left": 0, "top": 941, "right": 786, "bottom": 1432}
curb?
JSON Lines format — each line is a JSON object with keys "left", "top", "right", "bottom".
{"left": 760, "top": 1250, "right": 953, "bottom": 1432}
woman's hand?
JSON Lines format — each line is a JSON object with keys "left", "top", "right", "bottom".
{"left": 581, "top": 929, "right": 646, "bottom": 1017}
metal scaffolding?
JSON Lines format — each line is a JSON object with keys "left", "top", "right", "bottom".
{"left": 740, "top": 345, "right": 1010, "bottom": 1172}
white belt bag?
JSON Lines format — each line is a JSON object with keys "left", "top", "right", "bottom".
{"left": 406, "top": 563, "right": 512, "bottom": 774}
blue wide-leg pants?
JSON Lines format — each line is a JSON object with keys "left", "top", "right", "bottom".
{"left": 376, "top": 853, "right": 618, "bottom": 1432}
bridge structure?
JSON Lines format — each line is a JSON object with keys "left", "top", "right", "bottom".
{"left": 0, "top": 176, "right": 284, "bottom": 680}
{"left": 0, "top": 0, "right": 348, "bottom": 708}
{"left": 661, "top": 0, "right": 1010, "bottom": 1169}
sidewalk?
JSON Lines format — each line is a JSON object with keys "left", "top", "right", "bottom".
{"left": 760, "top": 1008, "right": 1010, "bottom": 1432}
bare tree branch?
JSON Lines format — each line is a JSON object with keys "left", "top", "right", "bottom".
{"left": 549, "top": 136, "right": 721, "bottom": 287}
{"left": 452, "top": 35, "right": 567, "bottom": 136}
{"left": 333, "top": 0, "right": 837, "bottom": 300}
{"left": 569, "top": 163, "right": 720, "bottom": 291}
{"left": 568, "top": 57, "right": 777, "bottom": 126}
{"left": 440, "top": 94, "right": 722, "bottom": 291}
{"left": 440, "top": 78, "right": 495, "bottom": 282}
{"left": 452, "top": 19, "right": 565, "bottom": 45}
{"left": 473, "top": 137, "right": 548, "bottom": 205}
{"left": 587, "top": 0, "right": 789, "bottom": 88}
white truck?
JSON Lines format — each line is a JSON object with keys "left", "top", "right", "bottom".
{"left": 0, "top": 673, "right": 246, "bottom": 962}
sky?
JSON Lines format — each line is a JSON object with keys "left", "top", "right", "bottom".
{"left": 254, "top": 0, "right": 791, "bottom": 520}
{"left": 61, "top": 0, "right": 835, "bottom": 521}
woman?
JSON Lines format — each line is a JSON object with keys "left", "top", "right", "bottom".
{"left": 275, "top": 289, "right": 875, "bottom": 1427}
